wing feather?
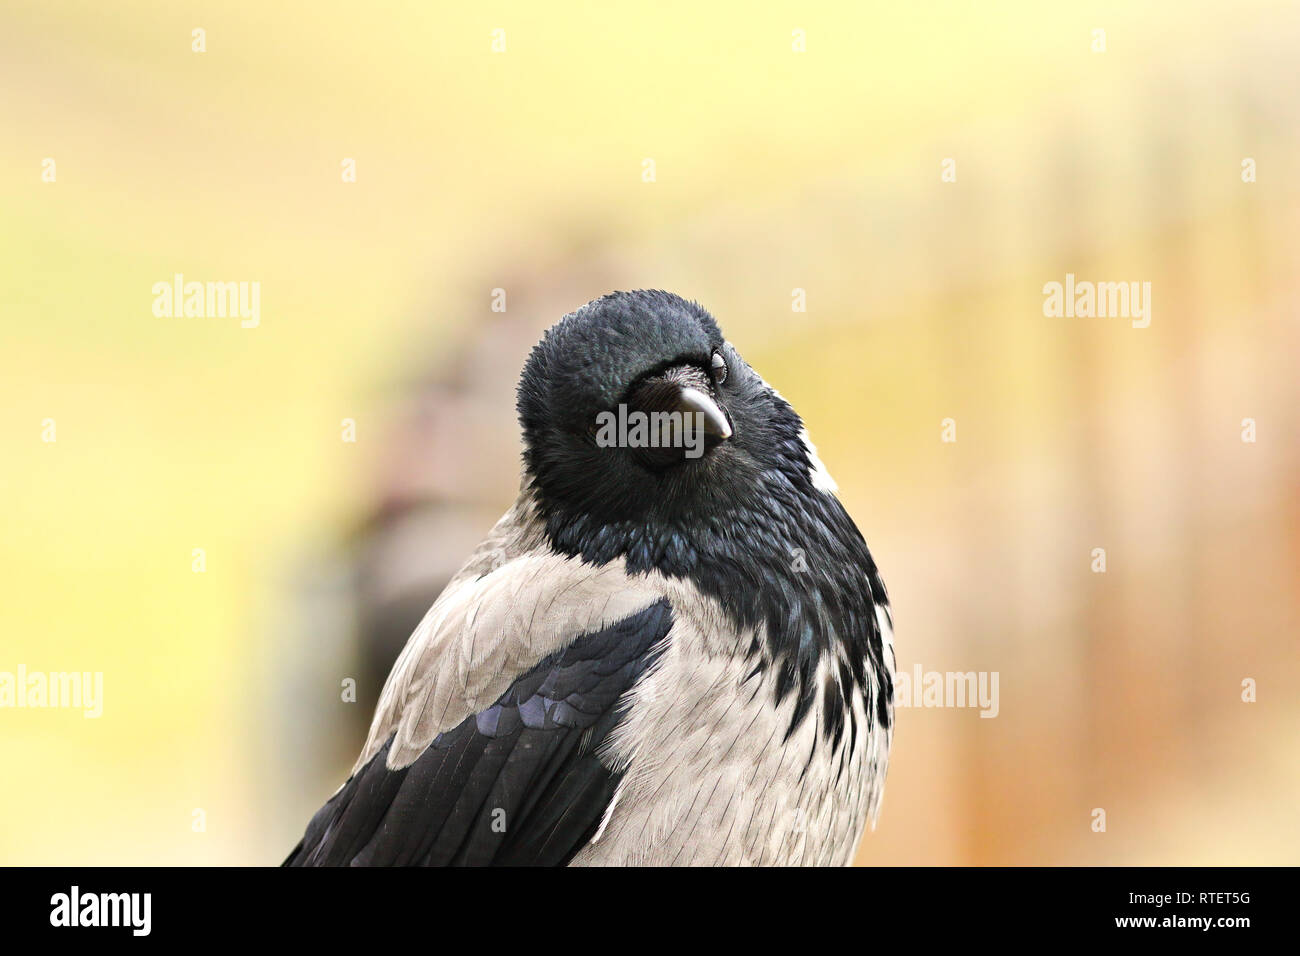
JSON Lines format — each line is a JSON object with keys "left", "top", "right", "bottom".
{"left": 285, "top": 595, "right": 673, "bottom": 866}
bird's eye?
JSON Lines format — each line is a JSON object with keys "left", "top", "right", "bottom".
{"left": 710, "top": 351, "right": 728, "bottom": 385}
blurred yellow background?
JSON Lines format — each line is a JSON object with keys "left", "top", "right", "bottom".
{"left": 1, "top": 1, "right": 1297, "bottom": 865}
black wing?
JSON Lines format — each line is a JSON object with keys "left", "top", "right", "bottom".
{"left": 285, "top": 599, "right": 671, "bottom": 866}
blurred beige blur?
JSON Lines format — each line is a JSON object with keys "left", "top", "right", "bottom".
{"left": 1, "top": 2, "right": 1296, "bottom": 865}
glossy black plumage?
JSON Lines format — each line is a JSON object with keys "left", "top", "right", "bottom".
{"left": 285, "top": 599, "right": 672, "bottom": 866}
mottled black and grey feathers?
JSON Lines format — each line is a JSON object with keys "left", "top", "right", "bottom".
{"left": 518, "top": 291, "right": 890, "bottom": 746}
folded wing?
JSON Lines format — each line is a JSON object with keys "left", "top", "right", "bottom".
{"left": 285, "top": 591, "right": 672, "bottom": 866}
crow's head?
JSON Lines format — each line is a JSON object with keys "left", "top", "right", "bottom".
{"left": 517, "top": 290, "right": 827, "bottom": 568}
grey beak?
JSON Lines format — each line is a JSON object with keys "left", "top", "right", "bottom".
{"left": 676, "top": 386, "right": 732, "bottom": 440}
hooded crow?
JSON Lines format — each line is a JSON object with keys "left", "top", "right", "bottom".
{"left": 285, "top": 290, "right": 894, "bottom": 866}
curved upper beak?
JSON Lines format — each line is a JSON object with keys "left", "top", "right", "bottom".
{"left": 676, "top": 386, "right": 732, "bottom": 441}
{"left": 622, "top": 368, "right": 733, "bottom": 463}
